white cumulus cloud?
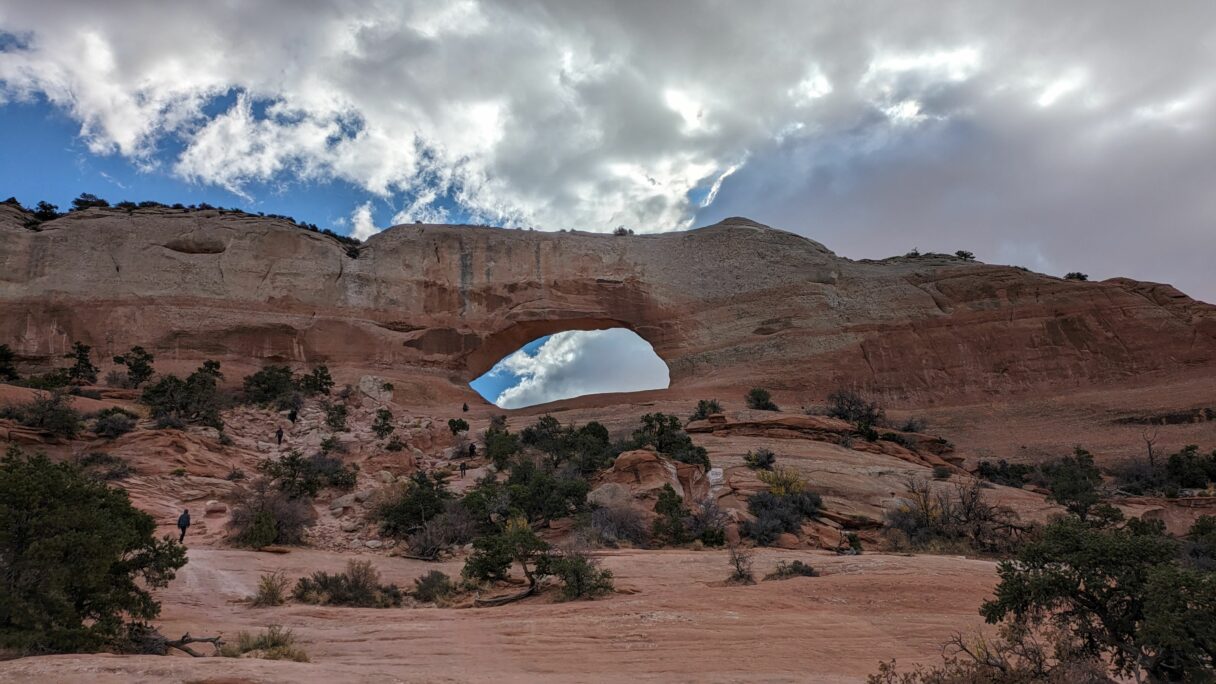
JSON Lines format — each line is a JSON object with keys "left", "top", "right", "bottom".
{"left": 1, "top": 1, "right": 1214, "bottom": 299}
{"left": 489, "top": 329, "right": 669, "bottom": 408}
{"left": 349, "top": 201, "right": 379, "bottom": 240}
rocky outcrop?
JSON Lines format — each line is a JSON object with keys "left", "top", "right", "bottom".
{"left": 596, "top": 448, "right": 709, "bottom": 503}
{"left": 3, "top": 205, "right": 1214, "bottom": 405}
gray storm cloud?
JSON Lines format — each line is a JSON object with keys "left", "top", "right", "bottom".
{"left": 0, "top": 0, "right": 1213, "bottom": 301}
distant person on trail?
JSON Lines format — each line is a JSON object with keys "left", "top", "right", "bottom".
{"left": 177, "top": 509, "right": 191, "bottom": 543}
{"left": 462, "top": 403, "right": 469, "bottom": 412}
{"left": 288, "top": 408, "right": 298, "bottom": 424}
{"left": 275, "top": 426, "right": 284, "bottom": 446}
{"left": 459, "top": 461, "right": 468, "bottom": 479}
{"left": 468, "top": 442, "right": 476, "bottom": 458}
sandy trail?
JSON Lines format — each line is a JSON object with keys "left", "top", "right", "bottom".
{"left": 1, "top": 546, "right": 999, "bottom": 683}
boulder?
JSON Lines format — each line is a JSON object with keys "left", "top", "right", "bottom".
{"left": 353, "top": 488, "right": 376, "bottom": 503}
{"left": 602, "top": 449, "right": 683, "bottom": 499}
{"left": 330, "top": 492, "right": 359, "bottom": 512}
{"left": 358, "top": 375, "right": 393, "bottom": 403}
{"left": 376, "top": 469, "right": 395, "bottom": 484}
{"left": 587, "top": 482, "right": 632, "bottom": 508}
{"left": 340, "top": 520, "right": 361, "bottom": 533}
{"left": 365, "top": 539, "right": 383, "bottom": 549}
{"left": 203, "top": 500, "right": 227, "bottom": 515}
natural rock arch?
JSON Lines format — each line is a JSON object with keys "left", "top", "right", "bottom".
{"left": 1, "top": 205, "right": 1213, "bottom": 404}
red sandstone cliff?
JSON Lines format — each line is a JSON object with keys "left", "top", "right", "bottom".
{"left": 2, "top": 203, "right": 1213, "bottom": 405}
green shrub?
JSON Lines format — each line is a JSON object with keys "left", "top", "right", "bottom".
{"left": 292, "top": 560, "right": 403, "bottom": 608}
{"left": 70, "top": 387, "right": 102, "bottom": 400}
{"left": 868, "top": 622, "right": 1108, "bottom": 683}
{"left": 743, "top": 490, "right": 821, "bottom": 545}
{"left": 3, "top": 390, "right": 83, "bottom": 438}
{"left": 111, "top": 346, "right": 155, "bottom": 388}
{"left": 976, "top": 459, "right": 1035, "bottom": 487}
{"left": 744, "top": 448, "right": 776, "bottom": 470}
{"left": 77, "top": 451, "right": 132, "bottom": 481}
{"left": 258, "top": 450, "right": 355, "bottom": 499}
{"left": 0, "top": 446, "right": 187, "bottom": 653}
{"left": 308, "top": 452, "right": 357, "bottom": 489}
{"left": 1187, "top": 515, "right": 1216, "bottom": 570}
{"left": 70, "top": 192, "right": 109, "bottom": 211}
{"left": 879, "top": 432, "right": 916, "bottom": 448}
{"left": 462, "top": 517, "right": 550, "bottom": 585}
{"left": 519, "top": 416, "right": 614, "bottom": 473}
{"left": 1064, "top": 271, "right": 1089, "bottom": 281}
{"left": 297, "top": 365, "right": 333, "bottom": 396}
{"left": 227, "top": 479, "right": 316, "bottom": 548}
{"left": 94, "top": 407, "right": 138, "bottom": 439}
{"left": 727, "top": 544, "right": 755, "bottom": 585}
{"left": 745, "top": 388, "right": 778, "bottom": 411}
{"left": 630, "top": 413, "right": 709, "bottom": 470}
{"left": 826, "top": 388, "right": 883, "bottom": 431}
{"left": 1115, "top": 445, "right": 1216, "bottom": 496}
{"left": 981, "top": 515, "right": 1214, "bottom": 682}
{"left": 412, "top": 570, "right": 454, "bottom": 603}
{"left": 504, "top": 459, "right": 590, "bottom": 524}
{"left": 378, "top": 471, "right": 454, "bottom": 537}
{"left": 651, "top": 484, "right": 690, "bottom": 545}
{"left": 406, "top": 504, "right": 476, "bottom": 558}
{"left": 689, "top": 399, "right": 722, "bottom": 421}
{"left": 448, "top": 417, "right": 469, "bottom": 435}
{"left": 16, "top": 369, "right": 70, "bottom": 390}
{"left": 931, "top": 465, "right": 952, "bottom": 480}
{"left": 954, "top": 250, "right": 976, "bottom": 261}
{"left": 250, "top": 571, "right": 290, "bottom": 607}
{"left": 140, "top": 360, "right": 224, "bottom": 429}
{"left": 242, "top": 365, "right": 296, "bottom": 405}
{"left": 485, "top": 426, "right": 520, "bottom": 470}
{"left": 385, "top": 435, "right": 405, "bottom": 451}
{"left": 221, "top": 625, "right": 308, "bottom": 661}
{"left": 764, "top": 560, "right": 817, "bottom": 580}
{"left": 323, "top": 402, "right": 348, "bottom": 431}
{"left": 1042, "top": 447, "right": 1103, "bottom": 520}
{"left": 687, "top": 499, "right": 727, "bottom": 546}
{"left": 537, "top": 548, "right": 614, "bottom": 600}
{"left": 0, "top": 343, "right": 18, "bottom": 381}
{"left": 372, "top": 408, "right": 394, "bottom": 438}
{"left": 64, "top": 341, "right": 99, "bottom": 385}
{"left": 884, "top": 478, "right": 1023, "bottom": 554}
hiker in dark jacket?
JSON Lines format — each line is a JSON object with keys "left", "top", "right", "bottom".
{"left": 275, "top": 426, "right": 284, "bottom": 446}
{"left": 177, "top": 509, "right": 191, "bottom": 543}
{"left": 468, "top": 442, "right": 476, "bottom": 458}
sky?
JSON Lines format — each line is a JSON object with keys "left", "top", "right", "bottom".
{"left": 470, "top": 329, "right": 669, "bottom": 408}
{"left": 2, "top": 1, "right": 1214, "bottom": 406}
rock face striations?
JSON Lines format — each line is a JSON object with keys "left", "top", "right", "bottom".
{"left": 2, "top": 203, "right": 1214, "bottom": 404}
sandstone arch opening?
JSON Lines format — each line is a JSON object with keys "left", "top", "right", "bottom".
{"left": 469, "top": 328, "right": 670, "bottom": 409}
